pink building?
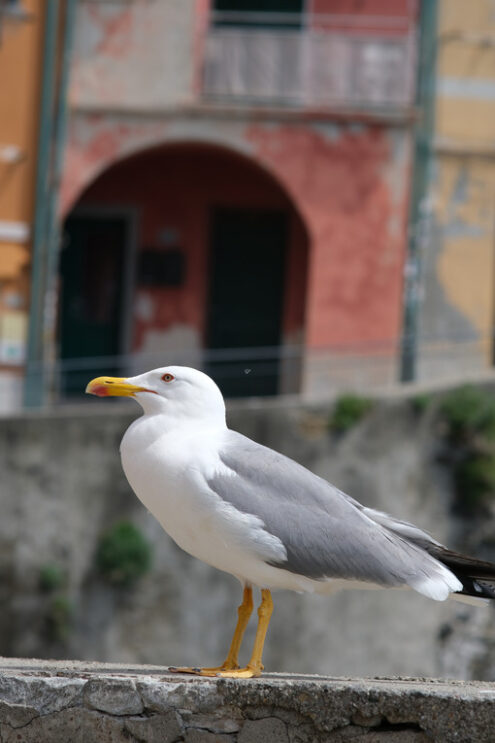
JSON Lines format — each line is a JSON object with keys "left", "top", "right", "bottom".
{"left": 59, "top": 0, "right": 419, "bottom": 399}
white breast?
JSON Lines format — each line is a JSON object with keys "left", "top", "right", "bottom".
{"left": 119, "top": 415, "right": 292, "bottom": 588}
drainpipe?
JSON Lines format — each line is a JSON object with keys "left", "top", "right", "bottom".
{"left": 43, "top": 0, "right": 77, "bottom": 404}
{"left": 24, "top": 0, "right": 59, "bottom": 407}
{"left": 399, "top": 0, "right": 438, "bottom": 382}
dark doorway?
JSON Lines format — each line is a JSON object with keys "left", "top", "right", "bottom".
{"left": 207, "top": 208, "right": 287, "bottom": 397}
{"left": 59, "top": 213, "right": 131, "bottom": 397}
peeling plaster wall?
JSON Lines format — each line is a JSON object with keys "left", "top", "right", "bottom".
{"left": 247, "top": 123, "right": 410, "bottom": 349}
{"left": 418, "top": 0, "right": 495, "bottom": 382}
{"left": 62, "top": 0, "right": 416, "bottom": 398}
{"left": 60, "top": 114, "right": 260, "bottom": 218}
{"left": 247, "top": 123, "right": 411, "bottom": 396}
{"left": 312, "top": 0, "right": 415, "bottom": 22}
{"left": 436, "top": 0, "right": 495, "bottom": 147}
{"left": 74, "top": 143, "right": 309, "bottom": 372}
{"left": 0, "top": 0, "right": 45, "bottom": 404}
{"left": 62, "top": 114, "right": 411, "bottom": 397}
{"left": 70, "top": 0, "right": 198, "bottom": 111}
{"left": 419, "top": 158, "right": 495, "bottom": 382}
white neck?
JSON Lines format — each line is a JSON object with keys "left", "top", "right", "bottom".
{"left": 133, "top": 391, "right": 227, "bottom": 431}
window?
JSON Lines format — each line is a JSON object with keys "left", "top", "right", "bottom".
{"left": 213, "top": 0, "right": 304, "bottom": 28}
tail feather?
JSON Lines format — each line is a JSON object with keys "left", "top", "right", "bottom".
{"left": 361, "top": 504, "right": 495, "bottom": 600}
{"left": 426, "top": 546, "right": 495, "bottom": 600}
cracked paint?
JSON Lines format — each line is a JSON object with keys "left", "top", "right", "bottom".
{"left": 70, "top": 1, "right": 197, "bottom": 112}
{"left": 74, "top": 142, "right": 309, "bottom": 364}
{"left": 86, "top": 2, "right": 134, "bottom": 58}
{"left": 61, "top": 0, "right": 416, "bottom": 395}
{"left": 62, "top": 116, "right": 410, "bottom": 374}
{"left": 247, "top": 123, "right": 410, "bottom": 351}
{"left": 433, "top": 159, "right": 495, "bottom": 343}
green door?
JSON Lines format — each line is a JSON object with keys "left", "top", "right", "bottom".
{"left": 59, "top": 214, "right": 129, "bottom": 397}
{"left": 207, "top": 208, "right": 287, "bottom": 397}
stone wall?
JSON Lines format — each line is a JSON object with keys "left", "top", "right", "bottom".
{"left": 1, "top": 392, "right": 495, "bottom": 680}
{"left": 1, "top": 659, "right": 495, "bottom": 742}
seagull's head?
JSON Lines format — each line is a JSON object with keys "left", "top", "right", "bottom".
{"left": 86, "top": 366, "right": 226, "bottom": 424}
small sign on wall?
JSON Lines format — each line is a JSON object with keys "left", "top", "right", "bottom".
{"left": 0, "top": 311, "right": 27, "bottom": 364}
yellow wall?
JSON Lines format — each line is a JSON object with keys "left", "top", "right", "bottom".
{"left": 429, "top": 0, "right": 495, "bottom": 367}
{"left": 0, "top": 0, "right": 44, "bottom": 368}
{"left": 437, "top": 0, "right": 495, "bottom": 147}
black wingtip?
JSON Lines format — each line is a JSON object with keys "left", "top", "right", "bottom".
{"left": 429, "top": 547, "right": 495, "bottom": 600}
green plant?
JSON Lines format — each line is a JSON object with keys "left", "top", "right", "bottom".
{"left": 330, "top": 394, "right": 373, "bottom": 433}
{"left": 39, "top": 564, "right": 65, "bottom": 593}
{"left": 410, "top": 393, "right": 432, "bottom": 415}
{"left": 455, "top": 454, "right": 495, "bottom": 513}
{"left": 440, "top": 385, "right": 495, "bottom": 443}
{"left": 95, "top": 521, "right": 152, "bottom": 587}
{"left": 439, "top": 385, "right": 495, "bottom": 513}
{"left": 45, "top": 595, "right": 73, "bottom": 642}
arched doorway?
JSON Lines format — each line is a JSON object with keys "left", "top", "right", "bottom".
{"left": 59, "top": 142, "right": 309, "bottom": 397}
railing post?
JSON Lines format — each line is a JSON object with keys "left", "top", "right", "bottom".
{"left": 399, "top": 0, "right": 438, "bottom": 382}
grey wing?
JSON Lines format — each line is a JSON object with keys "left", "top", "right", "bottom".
{"left": 357, "top": 507, "right": 442, "bottom": 550}
{"left": 209, "top": 431, "right": 451, "bottom": 591}
{"left": 336, "top": 489, "right": 443, "bottom": 550}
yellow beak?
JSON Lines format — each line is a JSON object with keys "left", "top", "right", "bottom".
{"left": 85, "top": 376, "right": 155, "bottom": 398}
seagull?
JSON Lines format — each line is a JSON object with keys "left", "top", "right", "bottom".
{"left": 86, "top": 366, "right": 495, "bottom": 678}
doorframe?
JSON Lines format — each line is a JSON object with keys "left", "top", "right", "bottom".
{"left": 59, "top": 204, "right": 139, "bottom": 377}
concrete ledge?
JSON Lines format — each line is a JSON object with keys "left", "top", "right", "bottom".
{"left": 0, "top": 660, "right": 495, "bottom": 742}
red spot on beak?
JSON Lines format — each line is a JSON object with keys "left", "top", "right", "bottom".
{"left": 91, "top": 385, "right": 110, "bottom": 397}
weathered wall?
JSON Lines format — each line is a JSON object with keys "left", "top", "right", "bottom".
{"left": 1, "top": 393, "right": 495, "bottom": 681}
{"left": 60, "top": 1, "right": 416, "bottom": 401}
{"left": 76, "top": 143, "right": 309, "bottom": 363}
{"left": 246, "top": 123, "right": 410, "bottom": 396}
{"left": 418, "top": 0, "right": 495, "bottom": 381}
{"left": 0, "top": 0, "right": 45, "bottom": 408}
{"left": 312, "top": 0, "right": 416, "bottom": 21}
{"left": 70, "top": 0, "right": 198, "bottom": 110}
{"left": 62, "top": 112, "right": 412, "bottom": 397}
{"left": 1, "top": 659, "right": 494, "bottom": 743}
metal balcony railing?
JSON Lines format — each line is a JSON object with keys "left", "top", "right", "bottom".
{"left": 202, "top": 11, "right": 417, "bottom": 111}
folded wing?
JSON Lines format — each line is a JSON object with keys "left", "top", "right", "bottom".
{"left": 208, "top": 432, "right": 462, "bottom": 601}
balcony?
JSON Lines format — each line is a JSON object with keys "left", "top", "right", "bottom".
{"left": 202, "top": 11, "right": 417, "bottom": 113}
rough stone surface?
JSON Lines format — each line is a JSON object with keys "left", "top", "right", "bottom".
{"left": 84, "top": 677, "right": 144, "bottom": 715}
{"left": 125, "top": 711, "right": 184, "bottom": 743}
{"left": 0, "top": 674, "right": 85, "bottom": 714}
{"left": 182, "top": 713, "right": 240, "bottom": 734}
{"left": 238, "top": 716, "right": 289, "bottom": 742}
{"left": 184, "top": 730, "right": 233, "bottom": 743}
{"left": 0, "top": 659, "right": 494, "bottom": 743}
{"left": 0, "top": 699, "right": 39, "bottom": 728}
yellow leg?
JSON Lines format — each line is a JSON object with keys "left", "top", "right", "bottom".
{"left": 222, "top": 585, "right": 254, "bottom": 668}
{"left": 217, "top": 589, "right": 273, "bottom": 679}
{"left": 169, "top": 585, "right": 254, "bottom": 676}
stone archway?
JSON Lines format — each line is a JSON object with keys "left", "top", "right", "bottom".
{"left": 60, "top": 141, "right": 310, "bottom": 397}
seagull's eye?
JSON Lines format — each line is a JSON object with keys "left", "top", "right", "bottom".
{"left": 162, "top": 373, "right": 175, "bottom": 383}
